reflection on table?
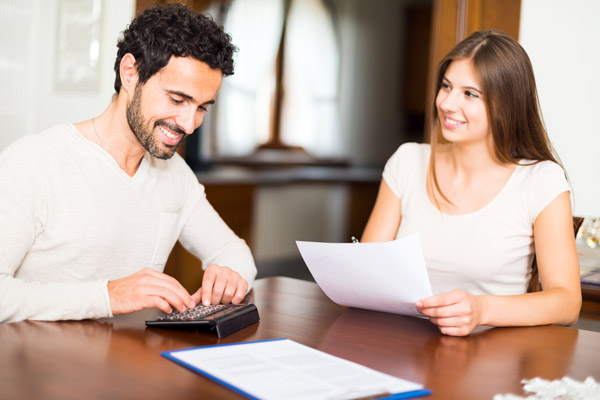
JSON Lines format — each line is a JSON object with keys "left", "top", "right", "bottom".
{"left": 1, "top": 277, "right": 599, "bottom": 400}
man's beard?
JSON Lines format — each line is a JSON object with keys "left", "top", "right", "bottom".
{"left": 126, "top": 84, "right": 183, "bottom": 160}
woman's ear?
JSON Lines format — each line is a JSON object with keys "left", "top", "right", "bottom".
{"left": 119, "top": 53, "right": 139, "bottom": 95}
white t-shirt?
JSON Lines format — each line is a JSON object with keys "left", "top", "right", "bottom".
{"left": 0, "top": 124, "right": 256, "bottom": 323}
{"left": 382, "top": 143, "right": 570, "bottom": 296}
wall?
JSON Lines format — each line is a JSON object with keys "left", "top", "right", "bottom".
{"left": 520, "top": 0, "right": 600, "bottom": 217}
{"left": 247, "top": 0, "right": 417, "bottom": 263}
{"left": 252, "top": 184, "right": 349, "bottom": 261}
{"left": 0, "top": 0, "right": 134, "bottom": 149}
{"left": 0, "top": 0, "right": 38, "bottom": 149}
{"left": 2, "top": 0, "right": 417, "bottom": 169}
{"left": 33, "top": 0, "right": 135, "bottom": 133}
{"left": 334, "top": 0, "right": 409, "bottom": 168}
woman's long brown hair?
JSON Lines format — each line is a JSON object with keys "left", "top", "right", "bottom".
{"left": 429, "top": 29, "right": 563, "bottom": 205}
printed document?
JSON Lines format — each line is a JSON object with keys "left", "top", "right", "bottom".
{"left": 296, "top": 233, "right": 432, "bottom": 317}
{"left": 164, "top": 338, "right": 430, "bottom": 400}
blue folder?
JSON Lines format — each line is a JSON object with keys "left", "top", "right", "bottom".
{"left": 162, "top": 338, "right": 432, "bottom": 400}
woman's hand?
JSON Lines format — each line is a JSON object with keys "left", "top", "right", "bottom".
{"left": 416, "top": 290, "right": 484, "bottom": 336}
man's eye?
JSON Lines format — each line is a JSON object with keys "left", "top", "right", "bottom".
{"left": 170, "top": 97, "right": 183, "bottom": 105}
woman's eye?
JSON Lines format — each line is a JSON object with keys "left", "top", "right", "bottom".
{"left": 440, "top": 82, "right": 451, "bottom": 90}
{"left": 465, "top": 91, "right": 479, "bottom": 99}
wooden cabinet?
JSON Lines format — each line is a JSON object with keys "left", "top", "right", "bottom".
{"left": 164, "top": 167, "right": 380, "bottom": 292}
{"left": 163, "top": 183, "right": 255, "bottom": 293}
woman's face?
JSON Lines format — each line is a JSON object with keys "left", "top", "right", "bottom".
{"left": 435, "top": 59, "right": 491, "bottom": 146}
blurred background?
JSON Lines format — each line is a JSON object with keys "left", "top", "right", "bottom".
{"left": 1, "top": 0, "right": 599, "bottom": 290}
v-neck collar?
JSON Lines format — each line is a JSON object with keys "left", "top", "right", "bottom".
{"left": 68, "top": 123, "right": 150, "bottom": 183}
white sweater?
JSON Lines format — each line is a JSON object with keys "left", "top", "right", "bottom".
{"left": 383, "top": 143, "right": 570, "bottom": 296}
{"left": 0, "top": 124, "right": 256, "bottom": 323}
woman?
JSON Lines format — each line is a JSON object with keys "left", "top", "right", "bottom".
{"left": 361, "top": 30, "right": 581, "bottom": 336}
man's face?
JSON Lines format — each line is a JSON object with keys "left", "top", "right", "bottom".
{"left": 126, "top": 56, "right": 223, "bottom": 159}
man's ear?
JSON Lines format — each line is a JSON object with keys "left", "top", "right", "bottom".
{"left": 119, "top": 53, "right": 139, "bottom": 96}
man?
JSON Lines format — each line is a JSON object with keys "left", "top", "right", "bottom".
{"left": 0, "top": 4, "right": 256, "bottom": 323}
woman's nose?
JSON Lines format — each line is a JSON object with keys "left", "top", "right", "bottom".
{"left": 439, "top": 90, "right": 460, "bottom": 113}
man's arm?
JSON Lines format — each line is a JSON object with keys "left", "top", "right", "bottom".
{"left": 0, "top": 275, "right": 111, "bottom": 323}
{"left": 0, "top": 135, "right": 113, "bottom": 322}
{"left": 178, "top": 186, "right": 257, "bottom": 305}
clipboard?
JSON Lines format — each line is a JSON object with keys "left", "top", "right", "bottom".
{"left": 162, "top": 338, "right": 431, "bottom": 400}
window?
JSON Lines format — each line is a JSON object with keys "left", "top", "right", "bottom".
{"left": 206, "top": 0, "right": 340, "bottom": 159}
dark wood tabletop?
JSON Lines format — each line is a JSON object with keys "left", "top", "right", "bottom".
{"left": 1, "top": 276, "right": 599, "bottom": 400}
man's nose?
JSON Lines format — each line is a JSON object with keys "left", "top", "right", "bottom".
{"left": 176, "top": 107, "right": 198, "bottom": 135}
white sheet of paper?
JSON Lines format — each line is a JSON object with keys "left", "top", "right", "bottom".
{"left": 296, "top": 233, "right": 432, "bottom": 317}
{"left": 166, "top": 339, "right": 428, "bottom": 400}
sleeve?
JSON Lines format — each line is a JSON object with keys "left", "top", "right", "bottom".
{"left": 528, "top": 161, "right": 571, "bottom": 222}
{"left": 177, "top": 182, "right": 257, "bottom": 292}
{"left": 0, "top": 276, "right": 111, "bottom": 323}
{"left": 0, "top": 135, "right": 112, "bottom": 323}
{"left": 381, "top": 142, "right": 422, "bottom": 199}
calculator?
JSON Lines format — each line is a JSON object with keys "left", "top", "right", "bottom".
{"left": 145, "top": 303, "right": 259, "bottom": 338}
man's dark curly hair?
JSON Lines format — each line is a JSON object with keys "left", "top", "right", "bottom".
{"left": 113, "top": 3, "right": 236, "bottom": 94}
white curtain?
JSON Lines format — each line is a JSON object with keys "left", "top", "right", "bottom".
{"left": 280, "top": 0, "right": 340, "bottom": 157}
{"left": 214, "top": 0, "right": 284, "bottom": 156}
{"left": 213, "top": 0, "right": 340, "bottom": 157}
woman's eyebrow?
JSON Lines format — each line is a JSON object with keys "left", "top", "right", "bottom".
{"left": 463, "top": 85, "right": 482, "bottom": 94}
{"left": 442, "top": 77, "right": 482, "bottom": 94}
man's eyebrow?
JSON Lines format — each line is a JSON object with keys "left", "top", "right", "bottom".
{"left": 167, "top": 89, "right": 215, "bottom": 105}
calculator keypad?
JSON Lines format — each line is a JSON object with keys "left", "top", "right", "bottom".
{"left": 157, "top": 304, "right": 227, "bottom": 322}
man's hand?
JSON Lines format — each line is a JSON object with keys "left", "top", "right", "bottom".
{"left": 107, "top": 268, "right": 195, "bottom": 315}
{"left": 192, "top": 264, "right": 248, "bottom": 306}
{"left": 416, "top": 289, "right": 483, "bottom": 336}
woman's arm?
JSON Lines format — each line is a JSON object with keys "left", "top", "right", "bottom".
{"left": 483, "top": 191, "right": 581, "bottom": 327}
{"left": 361, "top": 179, "right": 402, "bottom": 242}
{"left": 417, "top": 192, "right": 581, "bottom": 335}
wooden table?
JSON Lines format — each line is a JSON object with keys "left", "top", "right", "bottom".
{"left": 1, "top": 277, "right": 599, "bottom": 400}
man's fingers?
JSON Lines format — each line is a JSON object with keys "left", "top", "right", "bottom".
{"left": 231, "top": 280, "right": 248, "bottom": 304}
{"left": 211, "top": 276, "right": 227, "bottom": 305}
{"left": 220, "top": 287, "right": 234, "bottom": 304}
{"left": 201, "top": 266, "right": 218, "bottom": 306}
{"left": 143, "top": 285, "right": 193, "bottom": 313}
{"left": 108, "top": 268, "right": 193, "bottom": 314}
{"left": 148, "top": 296, "right": 173, "bottom": 314}
{"left": 140, "top": 269, "right": 194, "bottom": 310}
{"left": 199, "top": 265, "right": 247, "bottom": 305}
{"left": 191, "top": 289, "right": 202, "bottom": 305}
